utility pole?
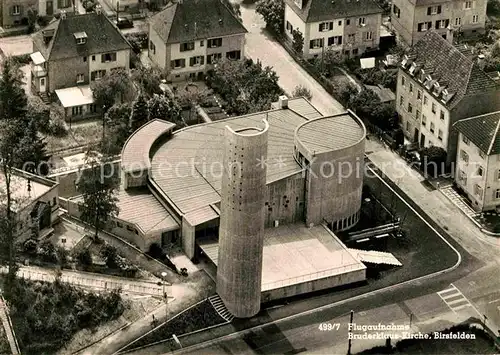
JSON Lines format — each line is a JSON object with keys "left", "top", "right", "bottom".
{"left": 347, "top": 310, "right": 354, "bottom": 355}
{"left": 483, "top": 314, "right": 488, "bottom": 331}
{"left": 162, "top": 271, "right": 168, "bottom": 320}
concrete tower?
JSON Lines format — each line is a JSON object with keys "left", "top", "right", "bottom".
{"left": 216, "top": 119, "right": 269, "bottom": 318}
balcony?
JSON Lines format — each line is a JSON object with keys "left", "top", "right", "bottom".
{"left": 32, "top": 65, "right": 47, "bottom": 78}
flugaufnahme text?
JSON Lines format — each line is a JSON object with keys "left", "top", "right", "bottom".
{"left": 348, "top": 323, "right": 410, "bottom": 331}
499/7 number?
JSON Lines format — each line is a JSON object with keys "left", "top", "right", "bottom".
{"left": 318, "top": 323, "right": 340, "bottom": 331}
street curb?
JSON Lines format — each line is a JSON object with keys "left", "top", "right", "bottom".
{"left": 167, "top": 162, "right": 463, "bottom": 355}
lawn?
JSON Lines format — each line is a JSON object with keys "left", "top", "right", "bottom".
{"left": 45, "top": 121, "right": 103, "bottom": 153}
{"left": 475, "top": 212, "right": 500, "bottom": 234}
{"left": 120, "top": 299, "right": 226, "bottom": 352}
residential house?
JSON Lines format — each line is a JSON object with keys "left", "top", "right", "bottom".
{"left": 396, "top": 31, "right": 500, "bottom": 163}
{"left": 284, "top": 0, "right": 383, "bottom": 58}
{"left": 30, "top": 7, "right": 132, "bottom": 121}
{"left": 38, "top": 0, "right": 75, "bottom": 19}
{"left": 148, "top": 0, "right": 247, "bottom": 82}
{"left": 0, "top": 168, "right": 60, "bottom": 241}
{"left": 102, "top": 0, "right": 149, "bottom": 13}
{"left": 0, "top": 0, "right": 37, "bottom": 28}
{"left": 391, "top": 0, "right": 486, "bottom": 46}
{"left": 454, "top": 112, "right": 500, "bottom": 212}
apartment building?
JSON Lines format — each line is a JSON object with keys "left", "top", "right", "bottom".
{"left": 30, "top": 8, "right": 132, "bottom": 120}
{"left": 284, "top": 0, "right": 383, "bottom": 58}
{"left": 148, "top": 0, "right": 247, "bottom": 82}
{"left": 0, "top": 0, "right": 36, "bottom": 28}
{"left": 454, "top": 112, "right": 500, "bottom": 211}
{"left": 396, "top": 31, "right": 500, "bottom": 163}
{"left": 38, "top": 0, "right": 75, "bottom": 18}
{"left": 391, "top": 0, "right": 487, "bottom": 46}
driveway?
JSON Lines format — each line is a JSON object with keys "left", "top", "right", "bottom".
{"left": 240, "top": 3, "right": 345, "bottom": 116}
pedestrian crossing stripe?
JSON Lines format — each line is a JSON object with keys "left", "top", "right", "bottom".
{"left": 437, "top": 284, "right": 473, "bottom": 314}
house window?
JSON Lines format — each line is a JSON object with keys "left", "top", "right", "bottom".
{"left": 416, "top": 109, "right": 421, "bottom": 120}
{"left": 464, "top": 1, "right": 472, "bottom": 9}
{"left": 126, "top": 225, "right": 133, "bottom": 232}
{"left": 393, "top": 4, "right": 401, "bottom": 18}
{"left": 286, "top": 21, "right": 293, "bottom": 33}
{"left": 462, "top": 135, "right": 470, "bottom": 145}
{"left": 309, "top": 38, "right": 324, "bottom": 49}
{"left": 401, "top": 76, "right": 405, "bottom": 86}
{"left": 348, "top": 34, "right": 356, "bottom": 43}
{"left": 346, "top": 19, "right": 350, "bottom": 25}
{"left": 408, "top": 103, "right": 413, "bottom": 113}
{"left": 496, "top": 189, "right": 500, "bottom": 199}
{"left": 417, "top": 90, "right": 422, "bottom": 100}
{"left": 92, "top": 55, "right": 96, "bottom": 61}
{"left": 72, "top": 106, "right": 83, "bottom": 116}
{"left": 338, "top": 20, "right": 342, "bottom": 26}
{"left": 399, "top": 95, "right": 404, "bottom": 106}
{"left": 459, "top": 170, "right": 467, "bottom": 184}
{"left": 101, "top": 52, "right": 117, "bottom": 63}
{"left": 430, "top": 122, "right": 435, "bottom": 133}
{"left": 91, "top": 70, "right": 106, "bottom": 81}
{"left": 455, "top": 17, "right": 462, "bottom": 26}
{"left": 427, "top": 5, "right": 441, "bottom": 15}
{"left": 438, "top": 129, "right": 443, "bottom": 141}
{"left": 207, "top": 38, "right": 222, "bottom": 48}
{"left": 474, "top": 184, "right": 483, "bottom": 197}
{"left": 171, "top": 59, "right": 186, "bottom": 69}
{"left": 409, "top": 83, "right": 413, "bottom": 93}
{"left": 418, "top": 22, "right": 433, "bottom": 31}
{"left": 190, "top": 55, "right": 204, "bottom": 66}
{"left": 12, "top": 5, "right": 20, "bottom": 15}
{"left": 358, "top": 17, "right": 366, "bottom": 26}
{"left": 422, "top": 114, "right": 427, "bottom": 126}
{"left": 364, "top": 31, "right": 373, "bottom": 40}
{"left": 319, "top": 22, "right": 333, "bottom": 31}
{"left": 200, "top": 40, "right": 204, "bottom": 47}
{"left": 406, "top": 121, "right": 410, "bottom": 132}
{"left": 83, "top": 56, "right": 87, "bottom": 62}
{"left": 431, "top": 103, "right": 436, "bottom": 114}
{"left": 149, "top": 40, "right": 156, "bottom": 54}
{"left": 435, "top": 19, "right": 449, "bottom": 29}
{"left": 424, "top": 96, "right": 428, "bottom": 105}
{"left": 477, "top": 165, "right": 484, "bottom": 176}
{"left": 497, "top": 169, "right": 500, "bottom": 180}
{"left": 226, "top": 50, "right": 241, "bottom": 60}
{"left": 76, "top": 73, "right": 84, "bottom": 83}
{"left": 478, "top": 149, "right": 485, "bottom": 159}
{"left": 472, "top": 15, "right": 478, "bottom": 23}
{"left": 327, "top": 36, "right": 342, "bottom": 46}
{"left": 460, "top": 149, "right": 469, "bottom": 163}
{"left": 440, "top": 110, "right": 445, "bottom": 120}
{"left": 207, "top": 53, "right": 222, "bottom": 64}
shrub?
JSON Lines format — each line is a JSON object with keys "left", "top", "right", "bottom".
{"left": 38, "top": 240, "right": 57, "bottom": 263}
{"left": 77, "top": 249, "right": 92, "bottom": 267}
{"left": 124, "top": 33, "right": 148, "bottom": 54}
{"left": 102, "top": 244, "right": 118, "bottom": 268}
{"left": 12, "top": 53, "right": 31, "bottom": 65}
{"left": 23, "top": 239, "right": 38, "bottom": 256}
{"left": 292, "top": 85, "right": 312, "bottom": 101}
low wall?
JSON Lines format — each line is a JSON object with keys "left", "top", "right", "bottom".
{"left": 261, "top": 268, "right": 366, "bottom": 302}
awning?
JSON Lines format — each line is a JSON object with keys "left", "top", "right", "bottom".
{"left": 348, "top": 249, "right": 402, "bottom": 266}
{"left": 30, "top": 52, "right": 46, "bottom": 65}
{"left": 55, "top": 85, "right": 94, "bottom": 108}
{"left": 360, "top": 57, "right": 376, "bottom": 69}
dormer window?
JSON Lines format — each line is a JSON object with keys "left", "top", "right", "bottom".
{"left": 409, "top": 62, "right": 417, "bottom": 75}
{"left": 418, "top": 69, "right": 425, "bottom": 82}
{"left": 74, "top": 32, "right": 87, "bottom": 45}
{"left": 401, "top": 56, "right": 408, "bottom": 68}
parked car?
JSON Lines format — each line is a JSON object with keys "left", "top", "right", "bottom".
{"left": 114, "top": 17, "right": 134, "bottom": 29}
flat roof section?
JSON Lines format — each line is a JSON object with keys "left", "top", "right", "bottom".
{"left": 55, "top": 85, "right": 94, "bottom": 108}
{"left": 198, "top": 224, "right": 366, "bottom": 292}
{"left": 121, "top": 119, "right": 176, "bottom": 173}
{"left": 296, "top": 113, "right": 365, "bottom": 154}
{"left": 150, "top": 109, "right": 307, "bottom": 215}
{"left": 0, "top": 171, "right": 54, "bottom": 212}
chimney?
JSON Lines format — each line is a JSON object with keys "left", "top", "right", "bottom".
{"left": 478, "top": 54, "right": 485, "bottom": 71}
{"left": 278, "top": 95, "right": 288, "bottom": 109}
{"left": 446, "top": 25, "right": 454, "bottom": 44}
{"left": 218, "top": 18, "right": 223, "bottom": 26}
{"left": 60, "top": 10, "right": 67, "bottom": 19}
{"left": 95, "top": 4, "right": 102, "bottom": 14}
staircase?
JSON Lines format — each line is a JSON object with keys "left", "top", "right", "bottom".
{"left": 208, "top": 294, "right": 234, "bottom": 322}
{"left": 39, "top": 92, "right": 50, "bottom": 104}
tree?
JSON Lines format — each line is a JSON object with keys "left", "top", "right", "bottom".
{"left": 77, "top": 249, "right": 93, "bottom": 267}
{"left": 76, "top": 152, "right": 119, "bottom": 240}
{"left": 321, "top": 47, "right": 343, "bottom": 76}
{"left": 292, "top": 29, "right": 304, "bottom": 54}
{"left": 26, "top": 6, "right": 37, "bottom": 33}
{"left": 0, "top": 58, "right": 27, "bottom": 121}
{"left": 83, "top": 0, "right": 97, "bottom": 12}
{"left": 100, "top": 104, "right": 132, "bottom": 156}
{"left": 90, "top": 68, "right": 134, "bottom": 112}
{"left": 102, "top": 244, "right": 118, "bottom": 269}
{"left": 131, "top": 66, "right": 164, "bottom": 98}
{"left": 292, "top": 85, "right": 312, "bottom": 101}
{"left": 256, "top": 0, "right": 285, "bottom": 34}
{"left": 16, "top": 117, "right": 47, "bottom": 173}
{"left": 27, "top": 96, "right": 50, "bottom": 134}
{"left": 419, "top": 146, "right": 447, "bottom": 177}
{"left": 129, "top": 93, "right": 149, "bottom": 132}
{"left": 148, "top": 94, "right": 182, "bottom": 123}
{"left": 487, "top": 0, "right": 500, "bottom": 15}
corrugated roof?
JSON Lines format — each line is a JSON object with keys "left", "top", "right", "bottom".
{"left": 296, "top": 112, "right": 365, "bottom": 154}
{"left": 348, "top": 249, "right": 402, "bottom": 266}
{"left": 287, "top": 97, "right": 324, "bottom": 120}
{"left": 184, "top": 205, "right": 219, "bottom": 226}
{"left": 121, "top": 119, "right": 176, "bottom": 173}
{"left": 32, "top": 12, "right": 131, "bottom": 61}
{"left": 116, "top": 188, "right": 179, "bottom": 235}
{"left": 150, "top": 0, "right": 247, "bottom": 45}
{"left": 401, "top": 31, "right": 498, "bottom": 109}
{"left": 453, "top": 111, "right": 500, "bottom": 155}
{"left": 286, "top": 0, "right": 383, "bottom": 23}
{"left": 150, "top": 109, "right": 308, "bottom": 215}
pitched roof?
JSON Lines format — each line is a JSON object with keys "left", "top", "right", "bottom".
{"left": 285, "top": 0, "right": 383, "bottom": 23}
{"left": 454, "top": 112, "right": 500, "bottom": 155}
{"left": 32, "top": 12, "right": 131, "bottom": 61}
{"left": 150, "top": 0, "right": 247, "bottom": 44}
{"left": 400, "top": 31, "right": 499, "bottom": 109}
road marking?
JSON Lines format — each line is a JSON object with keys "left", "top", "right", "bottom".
{"left": 437, "top": 283, "right": 482, "bottom": 317}
{"left": 488, "top": 298, "right": 500, "bottom": 304}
